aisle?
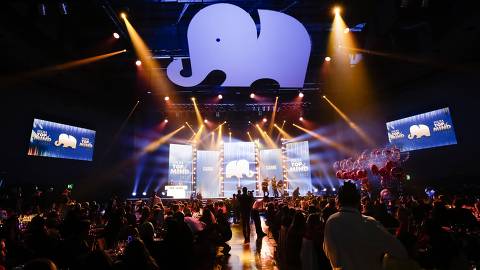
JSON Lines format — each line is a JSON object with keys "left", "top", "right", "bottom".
{"left": 221, "top": 220, "right": 278, "bottom": 270}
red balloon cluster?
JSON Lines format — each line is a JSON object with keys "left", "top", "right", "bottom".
{"left": 370, "top": 162, "right": 404, "bottom": 179}
{"left": 335, "top": 169, "right": 368, "bottom": 180}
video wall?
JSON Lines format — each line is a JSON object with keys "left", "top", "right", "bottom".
{"left": 223, "top": 142, "right": 257, "bottom": 197}
{"left": 285, "top": 141, "right": 312, "bottom": 195}
{"left": 167, "top": 140, "right": 312, "bottom": 198}
{"left": 196, "top": 150, "right": 220, "bottom": 198}
{"left": 28, "top": 118, "right": 96, "bottom": 161}
{"left": 386, "top": 107, "right": 457, "bottom": 152}
{"left": 168, "top": 144, "right": 193, "bottom": 197}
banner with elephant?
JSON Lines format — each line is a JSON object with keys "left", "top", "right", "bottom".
{"left": 28, "top": 118, "right": 96, "bottom": 161}
{"left": 386, "top": 107, "right": 457, "bottom": 152}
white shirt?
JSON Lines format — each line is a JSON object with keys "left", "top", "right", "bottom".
{"left": 323, "top": 207, "right": 407, "bottom": 270}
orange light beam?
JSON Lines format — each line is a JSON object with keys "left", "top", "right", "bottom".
{"left": 191, "top": 98, "right": 204, "bottom": 127}
{"left": 255, "top": 124, "right": 277, "bottom": 148}
{"left": 185, "top": 122, "right": 196, "bottom": 135}
{"left": 3, "top": 50, "right": 126, "bottom": 83}
{"left": 322, "top": 96, "right": 375, "bottom": 147}
{"left": 123, "top": 17, "right": 173, "bottom": 96}
{"left": 293, "top": 123, "right": 357, "bottom": 156}
{"left": 274, "top": 123, "right": 293, "bottom": 139}
{"left": 268, "top": 96, "right": 279, "bottom": 134}
{"left": 142, "top": 125, "right": 185, "bottom": 154}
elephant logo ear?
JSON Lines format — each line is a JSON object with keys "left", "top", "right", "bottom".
{"left": 166, "top": 3, "right": 311, "bottom": 88}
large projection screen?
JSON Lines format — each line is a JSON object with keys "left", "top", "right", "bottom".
{"left": 285, "top": 141, "right": 312, "bottom": 195}
{"left": 223, "top": 142, "right": 256, "bottom": 197}
{"left": 168, "top": 144, "right": 193, "bottom": 198}
{"left": 386, "top": 107, "right": 457, "bottom": 152}
{"left": 28, "top": 118, "right": 96, "bottom": 161}
{"left": 196, "top": 150, "right": 220, "bottom": 198}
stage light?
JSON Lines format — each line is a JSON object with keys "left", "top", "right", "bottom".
{"left": 250, "top": 93, "right": 255, "bottom": 99}
{"left": 113, "top": 32, "right": 120, "bottom": 39}
{"left": 298, "top": 92, "right": 304, "bottom": 98}
{"left": 332, "top": 188, "right": 336, "bottom": 192}
{"left": 323, "top": 188, "right": 327, "bottom": 192}
{"left": 164, "top": 96, "right": 170, "bottom": 101}
{"left": 262, "top": 118, "right": 267, "bottom": 123}
{"left": 204, "top": 119, "right": 208, "bottom": 124}
{"left": 333, "top": 6, "right": 341, "bottom": 15}
{"left": 218, "top": 94, "right": 223, "bottom": 99}
{"left": 132, "top": 192, "right": 136, "bottom": 196}
{"left": 191, "top": 97, "right": 195, "bottom": 101}
{"left": 120, "top": 12, "right": 127, "bottom": 19}
{"left": 322, "top": 95, "right": 326, "bottom": 99}
{"left": 325, "top": 56, "right": 332, "bottom": 62}
{"left": 38, "top": 3, "right": 47, "bottom": 16}
{"left": 299, "top": 117, "right": 304, "bottom": 121}
{"left": 142, "top": 192, "right": 147, "bottom": 196}
{"left": 164, "top": 119, "right": 168, "bottom": 123}
{"left": 147, "top": 91, "right": 151, "bottom": 94}
{"left": 135, "top": 60, "right": 142, "bottom": 66}
{"left": 344, "top": 27, "right": 350, "bottom": 34}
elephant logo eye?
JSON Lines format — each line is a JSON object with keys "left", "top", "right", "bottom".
{"left": 216, "top": 38, "right": 221, "bottom": 42}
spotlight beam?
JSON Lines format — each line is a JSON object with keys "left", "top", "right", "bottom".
{"left": 142, "top": 125, "right": 185, "bottom": 153}
{"left": 191, "top": 98, "right": 204, "bottom": 127}
{"left": 185, "top": 122, "right": 196, "bottom": 135}
{"left": 274, "top": 124, "right": 293, "bottom": 140}
{"left": 268, "top": 96, "right": 279, "bottom": 134}
{"left": 255, "top": 125, "right": 277, "bottom": 148}
{"left": 3, "top": 50, "right": 126, "bottom": 84}
{"left": 123, "top": 16, "right": 173, "bottom": 96}
{"left": 322, "top": 96, "right": 375, "bottom": 147}
{"left": 293, "top": 123, "right": 357, "bottom": 156}
{"left": 247, "top": 132, "right": 254, "bottom": 142}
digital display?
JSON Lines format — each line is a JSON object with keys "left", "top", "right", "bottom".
{"left": 386, "top": 107, "right": 457, "bottom": 152}
{"left": 196, "top": 150, "right": 220, "bottom": 198}
{"left": 223, "top": 142, "right": 256, "bottom": 197}
{"left": 259, "top": 149, "right": 283, "bottom": 194}
{"left": 168, "top": 144, "right": 193, "bottom": 198}
{"left": 28, "top": 118, "right": 95, "bottom": 161}
{"left": 285, "top": 141, "right": 312, "bottom": 195}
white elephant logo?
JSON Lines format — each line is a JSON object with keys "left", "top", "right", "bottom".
{"left": 167, "top": 3, "right": 311, "bottom": 88}
{"left": 54, "top": 133, "right": 77, "bottom": 149}
{"left": 225, "top": 159, "right": 254, "bottom": 179}
{"left": 408, "top": 124, "right": 431, "bottom": 139}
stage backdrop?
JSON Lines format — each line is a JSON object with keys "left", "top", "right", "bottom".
{"left": 28, "top": 118, "right": 96, "bottom": 161}
{"left": 223, "top": 142, "right": 256, "bottom": 197}
{"left": 285, "top": 141, "right": 312, "bottom": 195}
{"left": 168, "top": 144, "right": 193, "bottom": 198}
{"left": 386, "top": 107, "right": 457, "bottom": 152}
{"left": 259, "top": 149, "right": 283, "bottom": 194}
{"left": 196, "top": 150, "right": 220, "bottom": 198}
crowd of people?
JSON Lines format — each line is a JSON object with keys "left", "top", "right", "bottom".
{"left": 0, "top": 183, "right": 479, "bottom": 270}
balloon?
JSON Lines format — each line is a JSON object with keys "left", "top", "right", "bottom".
{"left": 333, "top": 161, "right": 340, "bottom": 171}
{"left": 370, "top": 164, "right": 379, "bottom": 175}
{"left": 336, "top": 170, "right": 343, "bottom": 179}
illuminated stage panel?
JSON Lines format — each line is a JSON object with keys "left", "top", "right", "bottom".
{"left": 259, "top": 149, "right": 283, "bottom": 194}
{"left": 285, "top": 141, "right": 312, "bottom": 195}
{"left": 196, "top": 150, "right": 220, "bottom": 198}
{"left": 223, "top": 142, "right": 256, "bottom": 197}
{"left": 168, "top": 144, "right": 193, "bottom": 198}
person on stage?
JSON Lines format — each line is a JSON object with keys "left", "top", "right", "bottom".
{"left": 271, "top": 177, "right": 279, "bottom": 198}
{"left": 262, "top": 178, "right": 270, "bottom": 197}
{"left": 238, "top": 187, "right": 254, "bottom": 243}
